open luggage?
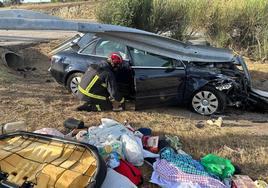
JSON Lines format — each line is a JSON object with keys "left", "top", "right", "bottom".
{"left": 0, "top": 131, "right": 106, "bottom": 188}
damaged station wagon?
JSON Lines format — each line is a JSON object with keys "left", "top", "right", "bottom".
{"left": 0, "top": 9, "right": 266, "bottom": 115}
{"left": 49, "top": 33, "right": 268, "bottom": 115}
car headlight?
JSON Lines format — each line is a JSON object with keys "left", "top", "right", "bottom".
{"left": 216, "top": 83, "right": 232, "bottom": 91}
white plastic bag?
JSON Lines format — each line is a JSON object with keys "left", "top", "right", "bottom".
{"left": 101, "top": 168, "right": 137, "bottom": 188}
{"left": 120, "top": 134, "right": 144, "bottom": 166}
{"left": 34, "top": 128, "right": 64, "bottom": 138}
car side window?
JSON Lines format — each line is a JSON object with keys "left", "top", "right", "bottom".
{"left": 129, "top": 47, "right": 174, "bottom": 67}
{"left": 173, "top": 60, "right": 184, "bottom": 67}
{"left": 95, "top": 40, "right": 128, "bottom": 59}
{"left": 80, "top": 41, "right": 96, "bottom": 55}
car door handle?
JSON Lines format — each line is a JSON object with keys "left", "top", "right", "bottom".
{"left": 139, "top": 75, "right": 148, "bottom": 80}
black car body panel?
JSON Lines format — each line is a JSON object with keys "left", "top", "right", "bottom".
{"left": 133, "top": 67, "right": 186, "bottom": 109}
{"left": 50, "top": 50, "right": 103, "bottom": 84}
{"left": 248, "top": 89, "right": 268, "bottom": 111}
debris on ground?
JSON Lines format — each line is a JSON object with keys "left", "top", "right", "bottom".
{"left": 0, "top": 118, "right": 265, "bottom": 188}
{"left": 195, "top": 120, "right": 205, "bottom": 129}
{"left": 255, "top": 180, "right": 268, "bottom": 188}
{"left": 206, "top": 117, "right": 223, "bottom": 127}
{"left": 0, "top": 121, "right": 27, "bottom": 134}
{"left": 232, "top": 175, "right": 258, "bottom": 188}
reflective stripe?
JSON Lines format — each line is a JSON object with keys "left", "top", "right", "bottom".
{"left": 120, "top": 97, "right": 125, "bottom": 103}
{"left": 101, "top": 83, "right": 107, "bottom": 88}
{"left": 96, "top": 105, "right": 101, "bottom": 111}
{"left": 78, "top": 85, "right": 106, "bottom": 100}
{"left": 86, "top": 75, "right": 99, "bottom": 92}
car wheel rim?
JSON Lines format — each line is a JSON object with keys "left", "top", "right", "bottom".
{"left": 192, "top": 91, "right": 219, "bottom": 115}
{"left": 70, "top": 76, "right": 81, "bottom": 95}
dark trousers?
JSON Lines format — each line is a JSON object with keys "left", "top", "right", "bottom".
{"left": 81, "top": 99, "right": 112, "bottom": 112}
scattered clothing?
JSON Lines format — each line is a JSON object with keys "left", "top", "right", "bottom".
{"left": 137, "top": 128, "right": 152, "bottom": 136}
{"left": 101, "top": 168, "right": 137, "bottom": 188}
{"left": 201, "top": 154, "right": 235, "bottom": 179}
{"left": 77, "top": 118, "right": 133, "bottom": 146}
{"left": 158, "top": 136, "right": 172, "bottom": 150}
{"left": 223, "top": 178, "right": 232, "bottom": 188}
{"left": 152, "top": 159, "right": 227, "bottom": 188}
{"left": 151, "top": 170, "right": 201, "bottom": 188}
{"left": 115, "top": 159, "right": 143, "bottom": 186}
{"left": 165, "top": 135, "right": 183, "bottom": 151}
{"left": 231, "top": 175, "right": 258, "bottom": 188}
{"left": 160, "top": 147, "right": 210, "bottom": 176}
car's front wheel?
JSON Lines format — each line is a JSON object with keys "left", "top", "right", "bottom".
{"left": 66, "top": 72, "right": 83, "bottom": 96}
{"left": 191, "top": 86, "right": 226, "bottom": 115}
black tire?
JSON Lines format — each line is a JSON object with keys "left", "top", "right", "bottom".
{"left": 190, "top": 85, "right": 226, "bottom": 115}
{"left": 66, "top": 72, "right": 83, "bottom": 95}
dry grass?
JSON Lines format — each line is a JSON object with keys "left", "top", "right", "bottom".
{"left": 3, "top": 1, "right": 98, "bottom": 21}
{"left": 247, "top": 60, "right": 268, "bottom": 90}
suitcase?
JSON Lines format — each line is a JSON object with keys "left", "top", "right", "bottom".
{"left": 0, "top": 131, "right": 107, "bottom": 188}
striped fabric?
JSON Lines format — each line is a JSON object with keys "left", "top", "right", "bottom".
{"left": 154, "top": 159, "right": 227, "bottom": 188}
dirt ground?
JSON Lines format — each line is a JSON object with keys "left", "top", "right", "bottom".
{"left": 0, "top": 2, "right": 268, "bottom": 186}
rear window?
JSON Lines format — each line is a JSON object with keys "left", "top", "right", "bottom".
{"left": 95, "top": 40, "right": 128, "bottom": 59}
{"left": 80, "top": 41, "right": 97, "bottom": 55}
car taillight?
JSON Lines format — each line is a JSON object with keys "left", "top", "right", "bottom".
{"left": 50, "top": 56, "right": 62, "bottom": 64}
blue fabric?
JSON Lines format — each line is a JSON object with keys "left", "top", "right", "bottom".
{"left": 160, "top": 147, "right": 211, "bottom": 177}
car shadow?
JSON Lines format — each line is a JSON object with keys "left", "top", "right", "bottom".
{"left": 141, "top": 105, "right": 267, "bottom": 124}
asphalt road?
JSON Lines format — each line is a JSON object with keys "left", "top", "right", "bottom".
{"left": 0, "top": 30, "right": 78, "bottom": 46}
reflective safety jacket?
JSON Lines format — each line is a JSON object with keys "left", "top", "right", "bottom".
{"left": 78, "top": 61, "right": 124, "bottom": 103}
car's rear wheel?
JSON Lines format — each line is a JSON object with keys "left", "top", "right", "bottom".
{"left": 191, "top": 86, "right": 226, "bottom": 115}
{"left": 66, "top": 72, "right": 83, "bottom": 96}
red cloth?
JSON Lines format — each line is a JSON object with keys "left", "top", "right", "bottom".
{"left": 114, "top": 159, "right": 143, "bottom": 186}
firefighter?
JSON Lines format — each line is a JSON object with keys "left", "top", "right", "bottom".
{"left": 76, "top": 52, "right": 125, "bottom": 112}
